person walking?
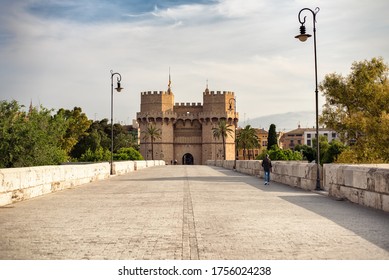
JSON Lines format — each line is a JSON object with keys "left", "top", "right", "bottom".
{"left": 262, "top": 154, "right": 272, "bottom": 185}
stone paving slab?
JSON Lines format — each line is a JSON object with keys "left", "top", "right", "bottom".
{"left": 0, "top": 165, "right": 388, "bottom": 260}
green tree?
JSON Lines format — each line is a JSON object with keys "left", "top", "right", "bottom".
{"left": 212, "top": 120, "right": 234, "bottom": 160}
{"left": 79, "top": 147, "right": 110, "bottom": 162}
{"left": 267, "top": 124, "right": 278, "bottom": 150}
{"left": 295, "top": 138, "right": 346, "bottom": 164}
{"left": 71, "top": 128, "right": 104, "bottom": 159}
{"left": 0, "top": 100, "right": 24, "bottom": 167}
{"left": 142, "top": 124, "right": 161, "bottom": 160}
{"left": 319, "top": 57, "right": 389, "bottom": 162}
{"left": 96, "top": 118, "right": 112, "bottom": 150}
{"left": 236, "top": 125, "right": 260, "bottom": 160}
{"left": 312, "top": 135, "right": 330, "bottom": 165}
{"left": 295, "top": 144, "right": 316, "bottom": 162}
{"left": 112, "top": 123, "right": 138, "bottom": 152}
{"left": 256, "top": 146, "right": 302, "bottom": 161}
{"left": 0, "top": 100, "right": 67, "bottom": 167}
{"left": 113, "top": 147, "right": 144, "bottom": 161}
{"left": 55, "top": 107, "right": 91, "bottom": 154}
{"left": 71, "top": 119, "right": 138, "bottom": 161}
{"left": 323, "top": 140, "right": 346, "bottom": 163}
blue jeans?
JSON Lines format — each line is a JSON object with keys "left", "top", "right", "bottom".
{"left": 264, "top": 171, "right": 270, "bottom": 183}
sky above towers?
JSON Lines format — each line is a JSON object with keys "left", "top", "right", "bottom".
{"left": 0, "top": 0, "right": 388, "bottom": 127}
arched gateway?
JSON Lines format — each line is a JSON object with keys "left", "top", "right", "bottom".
{"left": 182, "top": 153, "right": 194, "bottom": 165}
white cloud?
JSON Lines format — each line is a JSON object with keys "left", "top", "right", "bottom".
{"left": 215, "top": 0, "right": 266, "bottom": 18}
{"left": 0, "top": 0, "right": 388, "bottom": 125}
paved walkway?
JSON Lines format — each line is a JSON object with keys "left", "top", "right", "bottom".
{"left": 0, "top": 165, "right": 388, "bottom": 260}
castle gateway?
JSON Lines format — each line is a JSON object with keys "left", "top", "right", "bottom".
{"left": 136, "top": 85, "right": 238, "bottom": 165}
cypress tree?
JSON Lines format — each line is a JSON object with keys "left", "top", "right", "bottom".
{"left": 267, "top": 124, "right": 278, "bottom": 150}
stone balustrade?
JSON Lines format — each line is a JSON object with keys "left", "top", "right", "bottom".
{"left": 0, "top": 160, "right": 165, "bottom": 206}
{"left": 207, "top": 160, "right": 389, "bottom": 212}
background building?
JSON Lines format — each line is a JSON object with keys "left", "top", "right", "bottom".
{"left": 281, "top": 125, "right": 339, "bottom": 150}
{"left": 136, "top": 84, "right": 238, "bottom": 165}
{"left": 304, "top": 129, "right": 339, "bottom": 147}
{"left": 281, "top": 125, "right": 305, "bottom": 150}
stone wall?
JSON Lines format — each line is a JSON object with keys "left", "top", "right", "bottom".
{"left": 324, "top": 164, "right": 389, "bottom": 212}
{"left": 209, "top": 160, "right": 320, "bottom": 190}
{"left": 113, "top": 160, "right": 165, "bottom": 175}
{"left": 271, "top": 161, "right": 321, "bottom": 191}
{"left": 207, "top": 160, "right": 389, "bottom": 212}
{"left": 0, "top": 160, "right": 165, "bottom": 206}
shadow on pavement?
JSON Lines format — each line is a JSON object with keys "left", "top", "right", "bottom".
{"left": 215, "top": 167, "right": 389, "bottom": 253}
{"left": 279, "top": 194, "right": 389, "bottom": 253}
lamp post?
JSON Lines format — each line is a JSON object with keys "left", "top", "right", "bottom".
{"left": 295, "top": 7, "right": 322, "bottom": 190}
{"left": 110, "top": 70, "right": 123, "bottom": 175}
{"left": 229, "top": 97, "right": 237, "bottom": 169}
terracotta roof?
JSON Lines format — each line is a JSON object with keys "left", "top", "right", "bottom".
{"left": 254, "top": 128, "right": 268, "bottom": 134}
{"left": 285, "top": 127, "right": 307, "bottom": 135}
{"left": 285, "top": 127, "right": 336, "bottom": 136}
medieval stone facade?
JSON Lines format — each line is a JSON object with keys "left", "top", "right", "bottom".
{"left": 136, "top": 86, "right": 238, "bottom": 165}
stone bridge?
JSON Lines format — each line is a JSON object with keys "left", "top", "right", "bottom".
{"left": 0, "top": 164, "right": 388, "bottom": 260}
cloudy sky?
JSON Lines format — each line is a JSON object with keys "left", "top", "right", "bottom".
{"left": 0, "top": 0, "right": 388, "bottom": 128}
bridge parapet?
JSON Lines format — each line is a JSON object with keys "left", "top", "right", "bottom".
{"left": 0, "top": 160, "right": 166, "bottom": 206}
{"left": 324, "top": 164, "right": 389, "bottom": 212}
{"left": 207, "top": 160, "right": 389, "bottom": 212}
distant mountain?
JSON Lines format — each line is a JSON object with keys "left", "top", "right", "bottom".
{"left": 240, "top": 111, "right": 317, "bottom": 132}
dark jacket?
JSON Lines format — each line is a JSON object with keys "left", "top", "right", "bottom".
{"left": 262, "top": 157, "right": 272, "bottom": 172}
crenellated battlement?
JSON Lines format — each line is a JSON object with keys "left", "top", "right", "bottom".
{"left": 203, "top": 90, "right": 234, "bottom": 96}
{"left": 141, "top": 90, "right": 234, "bottom": 96}
{"left": 141, "top": 91, "right": 172, "bottom": 95}
{"left": 174, "top": 102, "right": 202, "bottom": 107}
{"left": 140, "top": 89, "right": 174, "bottom": 113}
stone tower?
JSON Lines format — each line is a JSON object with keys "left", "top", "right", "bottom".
{"left": 136, "top": 81, "right": 238, "bottom": 165}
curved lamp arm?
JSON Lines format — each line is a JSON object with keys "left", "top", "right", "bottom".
{"left": 295, "top": 7, "right": 319, "bottom": 42}
{"left": 111, "top": 70, "right": 123, "bottom": 92}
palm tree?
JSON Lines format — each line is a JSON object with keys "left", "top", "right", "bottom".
{"left": 236, "top": 125, "right": 260, "bottom": 160}
{"left": 142, "top": 124, "right": 161, "bottom": 160}
{"left": 212, "top": 120, "right": 234, "bottom": 159}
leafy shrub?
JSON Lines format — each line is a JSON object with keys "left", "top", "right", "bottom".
{"left": 113, "top": 147, "right": 143, "bottom": 161}
{"left": 79, "top": 147, "right": 111, "bottom": 162}
{"left": 256, "top": 145, "right": 303, "bottom": 161}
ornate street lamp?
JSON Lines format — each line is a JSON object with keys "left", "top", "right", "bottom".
{"left": 295, "top": 7, "right": 322, "bottom": 190}
{"left": 110, "top": 70, "right": 123, "bottom": 175}
{"left": 229, "top": 97, "right": 237, "bottom": 169}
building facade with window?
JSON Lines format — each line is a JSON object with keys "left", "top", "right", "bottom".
{"left": 281, "top": 125, "right": 340, "bottom": 150}
{"left": 280, "top": 125, "right": 306, "bottom": 150}
{"left": 304, "top": 129, "right": 339, "bottom": 147}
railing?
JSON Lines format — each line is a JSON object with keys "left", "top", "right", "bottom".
{"left": 0, "top": 160, "right": 165, "bottom": 206}
{"left": 207, "top": 160, "right": 389, "bottom": 212}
